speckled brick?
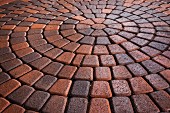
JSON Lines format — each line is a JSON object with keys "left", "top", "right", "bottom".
{"left": 30, "top": 57, "right": 51, "bottom": 70}
{"left": 71, "top": 80, "right": 90, "bottom": 97}
{"left": 112, "top": 66, "right": 132, "bottom": 79}
{"left": 130, "top": 77, "right": 153, "bottom": 94}
{"left": 9, "top": 64, "right": 32, "bottom": 78}
{"left": 0, "top": 72, "right": 10, "bottom": 84}
{"left": 95, "top": 67, "right": 111, "bottom": 80}
{"left": 145, "top": 74, "right": 169, "bottom": 90}
{"left": 127, "top": 63, "right": 148, "bottom": 76}
{"left": 142, "top": 60, "right": 165, "bottom": 73}
{"left": 8, "top": 85, "right": 35, "bottom": 105}
{"left": 42, "top": 95, "right": 67, "bottom": 113}
{"left": 111, "top": 80, "right": 131, "bottom": 96}
{"left": 150, "top": 90, "right": 170, "bottom": 111}
{"left": 72, "top": 54, "right": 84, "bottom": 66}
{"left": 74, "top": 67, "right": 93, "bottom": 81}
{"left": 89, "top": 98, "right": 111, "bottom": 113}
{"left": 49, "top": 79, "right": 72, "bottom": 96}
{"left": 83, "top": 55, "right": 99, "bottom": 67}
{"left": 56, "top": 52, "right": 75, "bottom": 64}
{"left": 0, "top": 79, "right": 21, "bottom": 97}
{"left": 34, "top": 75, "right": 57, "bottom": 91}
{"left": 91, "top": 81, "right": 112, "bottom": 98}
{"left": 160, "top": 69, "right": 170, "bottom": 82}
{"left": 22, "top": 52, "right": 42, "bottom": 63}
{"left": 66, "top": 97, "right": 88, "bottom": 113}
{"left": 116, "top": 53, "right": 134, "bottom": 65}
{"left": 1, "top": 58, "right": 22, "bottom": 71}
{"left": 24, "top": 91, "right": 50, "bottom": 111}
{"left": 2, "top": 104, "right": 25, "bottom": 113}
{"left": 19, "top": 70, "right": 43, "bottom": 86}
{"left": 42, "top": 62, "right": 63, "bottom": 76}
{"left": 112, "top": 97, "right": 134, "bottom": 113}
{"left": 58, "top": 65, "right": 77, "bottom": 79}
{"left": 153, "top": 55, "right": 170, "bottom": 68}
{"left": 0, "top": 53, "right": 15, "bottom": 63}
{"left": 100, "top": 55, "right": 116, "bottom": 66}
{"left": 0, "top": 97, "right": 10, "bottom": 112}
{"left": 132, "top": 94, "right": 160, "bottom": 113}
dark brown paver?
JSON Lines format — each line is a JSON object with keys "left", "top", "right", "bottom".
{"left": 42, "top": 95, "right": 67, "bottom": 113}
{"left": 132, "top": 94, "right": 160, "bottom": 113}
{"left": 66, "top": 97, "right": 88, "bottom": 113}
{"left": 112, "top": 97, "right": 134, "bottom": 113}
{"left": 71, "top": 80, "right": 90, "bottom": 97}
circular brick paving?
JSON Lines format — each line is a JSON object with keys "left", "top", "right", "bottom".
{"left": 0, "top": 0, "right": 170, "bottom": 113}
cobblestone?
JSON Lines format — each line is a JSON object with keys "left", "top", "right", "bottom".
{"left": 0, "top": 0, "right": 170, "bottom": 112}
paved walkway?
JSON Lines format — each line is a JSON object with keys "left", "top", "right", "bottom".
{"left": 0, "top": 0, "right": 170, "bottom": 113}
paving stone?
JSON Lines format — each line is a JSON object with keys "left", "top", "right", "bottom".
{"left": 0, "top": 72, "right": 10, "bottom": 84}
{"left": 129, "top": 50, "right": 150, "bottom": 62}
{"left": 160, "top": 70, "right": 170, "bottom": 83}
{"left": 2, "top": 104, "right": 25, "bottom": 113}
{"left": 93, "top": 45, "right": 109, "bottom": 55}
{"left": 43, "top": 48, "right": 63, "bottom": 59}
{"left": 74, "top": 67, "right": 93, "bottom": 81}
{"left": 72, "top": 54, "right": 84, "bottom": 66}
{"left": 130, "top": 77, "right": 153, "bottom": 94}
{"left": 145, "top": 74, "right": 169, "bottom": 90}
{"left": 89, "top": 98, "right": 111, "bottom": 113}
{"left": 150, "top": 90, "right": 170, "bottom": 111}
{"left": 111, "top": 80, "right": 131, "bottom": 96}
{"left": 8, "top": 85, "right": 35, "bottom": 105}
{"left": 127, "top": 63, "right": 148, "bottom": 76}
{"left": 49, "top": 79, "right": 72, "bottom": 96}
{"left": 0, "top": 97, "right": 10, "bottom": 112}
{"left": 121, "top": 41, "right": 139, "bottom": 52}
{"left": 58, "top": 65, "right": 77, "bottom": 79}
{"left": 96, "top": 37, "right": 110, "bottom": 44}
{"left": 34, "top": 75, "right": 57, "bottom": 91}
{"left": 25, "top": 91, "right": 50, "bottom": 111}
{"left": 66, "top": 97, "right": 88, "bottom": 113}
{"left": 76, "top": 45, "right": 93, "bottom": 54}
{"left": 112, "top": 66, "right": 132, "bottom": 79}
{"left": 1, "top": 58, "right": 22, "bottom": 71}
{"left": 95, "top": 67, "right": 111, "bottom": 80}
{"left": 0, "top": 79, "right": 21, "bottom": 97}
{"left": 83, "top": 55, "right": 99, "bottom": 67}
{"left": 100, "top": 55, "right": 116, "bottom": 66}
{"left": 19, "top": 70, "right": 43, "bottom": 86}
{"left": 42, "top": 62, "right": 63, "bottom": 76}
{"left": 132, "top": 94, "right": 160, "bottom": 113}
{"left": 71, "top": 80, "right": 90, "bottom": 97}
{"left": 116, "top": 53, "right": 134, "bottom": 65}
{"left": 9, "top": 64, "right": 32, "bottom": 78}
{"left": 0, "top": 53, "right": 16, "bottom": 63}
{"left": 112, "top": 97, "right": 134, "bottom": 113}
{"left": 30, "top": 57, "right": 51, "bottom": 70}
{"left": 141, "top": 46, "right": 161, "bottom": 57}
{"left": 91, "top": 81, "right": 112, "bottom": 98}
{"left": 56, "top": 52, "right": 75, "bottom": 64}
{"left": 42, "top": 95, "right": 67, "bottom": 113}
{"left": 153, "top": 55, "right": 170, "bottom": 68}
{"left": 142, "top": 60, "right": 165, "bottom": 73}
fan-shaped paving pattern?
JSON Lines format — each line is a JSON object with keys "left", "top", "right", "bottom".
{"left": 0, "top": 0, "right": 170, "bottom": 113}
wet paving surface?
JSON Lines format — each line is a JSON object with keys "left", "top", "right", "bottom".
{"left": 0, "top": 0, "right": 170, "bottom": 113}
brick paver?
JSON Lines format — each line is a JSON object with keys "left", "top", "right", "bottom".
{"left": 0, "top": 0, "right": 170, "bottom": 112}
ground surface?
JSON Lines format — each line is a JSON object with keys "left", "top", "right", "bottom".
{"left": 0, "top": 0, "right": 170, "bottom": 113}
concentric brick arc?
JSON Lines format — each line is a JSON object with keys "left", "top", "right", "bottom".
{"left": 0, "top": 0, "right": 170, "bottom": 112}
